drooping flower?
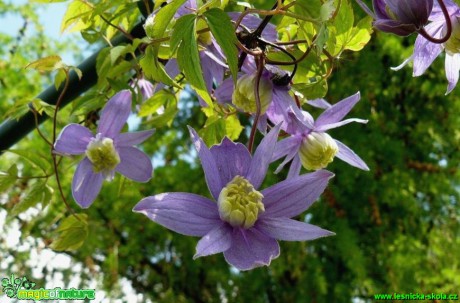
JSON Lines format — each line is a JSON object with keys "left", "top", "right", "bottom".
{"left": 215, "top": 58, "right": 303, "bottom": 134}
{"left": 356, "top": 0, "right": 433, "bottom": 36}
{"left": 130, "top": 77, "right": 154, "bottom": 102}
{"left": 272, "top": 92, "right": 369, "bottom": 178}
{"left": 392, "top": 0, "right": 460, "bottom": 94}
{"left": 54, "top": 90, "right": 154, "bottom": 208}
{"left": 133, "top": 125, "right": 334, "bottom": 271}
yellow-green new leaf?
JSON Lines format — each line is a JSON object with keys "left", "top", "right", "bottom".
{"left": 10, "top": 180, "right": 49, "bottom": 216}
{"left": 26, "top": 55, "right": 64, "bottom": 72}
{"left": 50, "top": 214, "right": 89, "bottom": 251}
{"left": 61, "top": 0, "right": 92, "bottom": 33}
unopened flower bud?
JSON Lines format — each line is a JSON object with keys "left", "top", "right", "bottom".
{"left": 299, "top": 132, "right": 338, "bottom": 170}
{"left": 372, "top": 0, "right": 433, "bottom": 36}
{"left": 218, "top": 175, "right": 264, "bottom": 229}
{"left": 232, "top": 74, "right": 272, "bottom": 114}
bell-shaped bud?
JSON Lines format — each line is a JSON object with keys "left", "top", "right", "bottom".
{"left": 218, "top": 175, "right": 265, "bottom": 229}
{"left": 360, "top": 0, "right": 433, "bottom": 36}
{"left": 299, "top": 132, "right": 338, "bottom": 171}
{"left": 232, "top": 74, "right": 272, "bottom": 114}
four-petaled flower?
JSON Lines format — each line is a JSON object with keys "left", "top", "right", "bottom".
{"left": 54, "top": 90, "right": 155, "bottom": 208}
{"left": 272, "top": 92, "right": 369, "bottom": 177}
{"left": 133, "top": 125, "right": 334, "bottom": 271}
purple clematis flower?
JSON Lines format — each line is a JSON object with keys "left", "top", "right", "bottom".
{"left": 215, "top": 58, "right": 302, "bottom": 134}
{"left": 356, "top": 0, "right": 433, "bottom": 36}
{"left": 133, "top": 125, "right": 334, "bottom": 271}
{"left": 392, "top": 0, "right": 460, "bottom": 94}
{"left": 54, "top": 90, "right": 154, "bottom": 208}
{"left": 272, "top": 92, "right": 369, "bottom": 178}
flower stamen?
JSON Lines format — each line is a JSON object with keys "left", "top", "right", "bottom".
{"left": 218, "top": 176, "right": 264, "bottom": 228}
{"left": 85, "top": 134, "right": 120, "bottom": 174}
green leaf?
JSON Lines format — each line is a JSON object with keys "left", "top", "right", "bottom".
{"left": 0, "top": 165, "right": 18, "bottom": 193}
{"left": 320, "top": 0, "right": 335, "bottom": 21}
{"left": 50, "top": 214, "right": 89, "bottom": 251}
{"left": 26, "top": 55, "right": 64, "bottom": 72}
{"left": 6, "top": 150, "right": 51, "bottom": 173}
{"left": 225, "top": 115, "right": 243, "bottom": 140}
{"left": 146, "top": 96, "right": 179, "bottom": 128}
{"left": 31, "top": 98, "right": 56, "bottom": 117}
{"left": 292, "top": 78, "right": 328, "bottom": 99}
{"left": 10, "top": 180, "right": 49, "bottom": 216}
{"left": 345, "top": 16, "right": 373, "bottom": 52}
{"left": 110, "top": 45, "right": 128, "bottom": 65}
{"left": 172, "top": 14, "right": 212, "bottom": 106}
{"left": 54, "top": 68, "right": 67, "bottom": 90}
{"left": 327, "top": 0, "right": 354, "bottom": 56}
{"left": 61, "top": 0, "right": 92, "bottom": 33}
{"left": 71, "top": 66, "right": 83, "bottom": 80}
{"left": 200, "top": 118, "right": 226, "bottom": 146}
{"left": 138, "top": 91, "right": 176, "bottom": 117}
{"left": 141, "top": 45, "right": 180, "bottom": 88}
{"left": 203, "top": 8, "right": 239, "bottom": 83}
{"left": 149, "top": 0, "right": 187, "bottom": 58}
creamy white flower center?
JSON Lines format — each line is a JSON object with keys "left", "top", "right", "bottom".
{"left": 232, "top": 74, "right": 272, "bottom": 114}
{"left": 299, "top": 132, "right": 338, "bottom": 170}
{"left": 85, "top": 134, "right": 120, "bottom": 174}
{"left": 218, "top": 175, "right": 265, "bottom": 229}
{"left": 445, "top": 16, "right": 460, "bottom": 54}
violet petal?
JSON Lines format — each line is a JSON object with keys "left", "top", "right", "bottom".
{"left": 210, "top": 138, "right": 251, "bottom": 186}
{"left": 261, "top": 170, "right": 333, "bottom": 218}
{"left": 287, "top": 154, "right": 302, "bottom": 179}
{"left": 188, "top": 127, "right": 223, "bottom": 199}
{"left": 98, "top": 90, "right": 132, "bottom": 138}
{"left": 445, "top": 52, "right": 460, "bottom": 94}
{"left": 72, "top": 157, "right": 104, "bottom": 208}
{"left": 116, "top": 129, "right": 155, "bottom": 146}
{"left": 223, "top": 227, "right": 280, "bottom": 271}
{"left": 54, "top": 124, "right": 93, "bottom": 155}
{"left": 133, "top": 192, "right": 220, "bottom": 237}
{"left": 335, "top": 139, "right": 370, "bottom": 171}
{"left": 257, "top": 218, "right": 335, "bottom": 241}
{"left": 246, "top": 124, "right": 281, "bottom": 189}
{"left": 413, "top": 21, "right": 444, "bottom": 76}
{"left": 194, "top": 223, "right": 233, "bottom": 258}
{"left": 115, "top": 146, "right": 153, "bottom": 182}
{"left": 314, "top": 92, "right": 361, "bottom": 129}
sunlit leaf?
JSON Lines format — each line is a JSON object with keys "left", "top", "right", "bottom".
{"left": 50, "top": 214, "right": 89, "bottom": 251}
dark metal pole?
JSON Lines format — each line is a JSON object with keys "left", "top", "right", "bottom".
{"left": 0, "top": 23, "right": 146, "bottom": 154}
